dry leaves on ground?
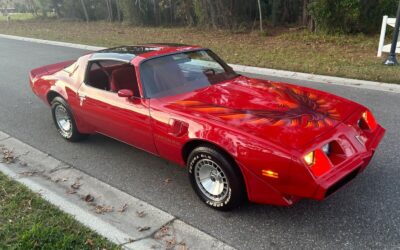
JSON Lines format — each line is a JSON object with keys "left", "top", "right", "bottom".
{"left": 117, "top": 203, "right": 128, "bottom": 213}
{"left": 137, "top": 226, "right": 151, "bottom": 232}
{"left": 84, "top": 194, "right": 95, "bottom": 202}
{"left": 155, "top": 225, "right": 171, "bottom": 239}
{"left": 66, "top": 189, "right": 77, "bottom": 194}
{"left": 54, "top": 177, "right": 68, "bottom": 183}
{"left": 136, "top": 210, "right": 146, "bottom": 218}
{"left": 165, "top": 238, "right": 177, "bottom": 249}
{"left": 1, "top": 147, "right": 15, "bottom": 164}
{"left": 85, "top": 239, "right": 93, "bottom": 246}
{"left": 19, "top": 171, "right": 38, "bottom": 177}
{"left": 71, "top": 180, "right": 81, "bottom": 190}
{"left": 95, "top": 205, "right": 113, "bottom": 214}
{"left": 177, "top": 243, "right": 188, "bottom": 250}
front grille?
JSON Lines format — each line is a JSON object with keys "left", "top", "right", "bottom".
{"left": 325, "top": 167, "right": 360, "bottom": 197}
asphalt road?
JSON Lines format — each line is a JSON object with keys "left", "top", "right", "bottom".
{"left": 0, "top": 37, "right": 399, "bottom": 249}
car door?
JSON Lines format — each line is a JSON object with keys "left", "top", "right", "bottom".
{"left": 77, "top": 60, "right": 157, "bottom": 154}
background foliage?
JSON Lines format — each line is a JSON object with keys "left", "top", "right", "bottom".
{"left": 1, "top": 0, "right": 399, "bottom": 34}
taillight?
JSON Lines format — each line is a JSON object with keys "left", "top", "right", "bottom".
{"left": 358, "top": 110, "right": 377, "bottom": 131}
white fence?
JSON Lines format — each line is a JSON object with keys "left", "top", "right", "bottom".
{"left": 377, "top": 16, "right": 400, "bottom": 57}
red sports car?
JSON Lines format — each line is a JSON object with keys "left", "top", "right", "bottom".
{"left": 29, "top": 44, "right": 385, "bottom": 210}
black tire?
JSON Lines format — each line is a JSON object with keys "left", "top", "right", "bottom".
{"left": 187, "top": 145, "right": 246, "bottom": 211}
{"left": 51, "top": 96, "right": 88, "bottom": 142}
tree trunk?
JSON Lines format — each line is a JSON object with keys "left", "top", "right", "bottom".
{"left": 302, "top": 0, "right": 308, "bottom": 25}
{"left": 116, "top": 0, "right": 121, "bottom": 22}
{"left": 271, "top": 0, "right": 279, "bottom": 26}
{"left": 105, "top": 0, "right": 110, "bottom": 21}
{"left": 257, "top": 0, "right": 263, "bottom": 32}
{"left": 80, "top": 0, "right": 89, "bottom": 23}
{"left": 108, "top": 0, "right": 113, "bottom": 22}
{"left": 207, "top": 0, "right": 218, "bottom": 29}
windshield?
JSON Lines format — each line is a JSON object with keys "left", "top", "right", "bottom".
{"left": 140, "top": 50, "right": 238, "bottom": 98}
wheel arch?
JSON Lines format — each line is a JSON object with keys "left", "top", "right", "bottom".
{"left": 182, "top": 139, "right": 248, "bottom": 198}
{"left": 182, "top": 139, "right": 235, "bottom": 165}
{"left": 46, "top": 87, "right": 68, "bottom": 105}
{"left": 47, "top": 90, "right": 62, "bottom": 104}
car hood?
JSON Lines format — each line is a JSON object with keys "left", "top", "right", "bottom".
{"left": 161, "top": 76, "right": 360, "bottom": 149}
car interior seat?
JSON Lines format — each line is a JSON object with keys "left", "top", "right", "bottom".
{"left": 110, "top": 66, "right": 139, "bottom": 96}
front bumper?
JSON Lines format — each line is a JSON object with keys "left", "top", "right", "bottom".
{"left": 312, "top": 125, "right": 385, "bottom": 200}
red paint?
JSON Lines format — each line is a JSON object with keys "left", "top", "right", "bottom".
{"left": 29, "top": 44, "right": 385, "bottom": 206}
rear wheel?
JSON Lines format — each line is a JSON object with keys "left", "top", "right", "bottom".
{"left": 187, "top": 146, "right": 245, "bottom": 211}
{"left": 51, "top": 97, "right": 87, "bottom": 142}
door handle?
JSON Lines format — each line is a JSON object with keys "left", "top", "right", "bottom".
{"left": 78, "top": 93, "right": 86, "bottom": 106}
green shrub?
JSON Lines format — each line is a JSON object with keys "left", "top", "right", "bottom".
{"left": 309, "top": 0, "right": 399, "bottom": 34}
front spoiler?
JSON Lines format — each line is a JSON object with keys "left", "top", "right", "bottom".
{"left": 312, "top": 125, "right": 385, "bottom": 200}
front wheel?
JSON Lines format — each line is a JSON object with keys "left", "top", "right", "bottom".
{"left": 188, "top": 146, "right": 245, "bottom": 211}
{"left": 51, "top": 97, "right": 87, "bottom": 142}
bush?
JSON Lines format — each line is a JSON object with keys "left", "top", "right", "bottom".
{"left": 309, "top": 0, "right": 399, "bottom": 34}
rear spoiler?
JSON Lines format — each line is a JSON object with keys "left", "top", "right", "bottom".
{"left": 30, "top": 60, "right": 75, "bottom": 81}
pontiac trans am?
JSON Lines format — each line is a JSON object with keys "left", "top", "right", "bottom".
{"left": 29, "top": 44, "right": 385, "bottom": 210}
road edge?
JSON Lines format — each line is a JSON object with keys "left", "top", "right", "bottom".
{"left": 0, "top": 131, "right": 235, "bottom": 250}
{"left": 0, "top": 33, "right": 399, "bottom": 94}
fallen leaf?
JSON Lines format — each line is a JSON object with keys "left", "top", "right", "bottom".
{"left": 71, "top": 181, "right": 81, "bottom": 190}
{"left": 118, "top": 203, "right": 128, "bottom": 213}
{"left": 85, "top": 239, "right": 93, "bottom": 246}
{"left": 165, "top": 238, "right": 177, "bottom": 249}
{"left": 136, "top": 210, "right": 146, "bottom": 218}
{"left": 66, "top": 189, "right": 77, "bottom": 194}
{"left": 1, "top": 148, "right": 15, "bottom": 164}
{"left": 137, "top": 226, "right": 151, "bottom": 232}
{"left": 84, "top": 194, "right": 94, "bottom": 202}
{"left": 164, "top": 178, "right": 172, "bottom": 184}
{"left": 155, "top": 226, "right": 170, "bottom": 239}
{"left": 20, "top": 171, "right": 38, "bottom": 177}
{"left": 177, "top": 243, "right": 188, "bottom": 250}
{"left": 95, "top": 205, "right": 113, "bottom": 214}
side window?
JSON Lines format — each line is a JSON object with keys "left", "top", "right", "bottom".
{"left": 86, "top": 61, "right": 111, "bottom": 91}
{"left": 85, "top": 60, "right": 139, "bottom": 96}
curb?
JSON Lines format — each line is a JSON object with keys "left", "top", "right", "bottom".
{"left": 0, "top": 34, "right": 105, "bottom": 51}
{"left": 230, "top": 64, "right": 400, "bottom": 94}
{"left": 0, "top": 33, "right": 399, "bottom": 94}
{"left": 0, "top": 131, "right": 235, "bottom": 250}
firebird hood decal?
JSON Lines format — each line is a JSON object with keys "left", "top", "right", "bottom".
{"left": 162, "top": 76, "right": 358, "bottom": 148}
{"left": 172, "top": 82, "right": 340, "bottom": 128}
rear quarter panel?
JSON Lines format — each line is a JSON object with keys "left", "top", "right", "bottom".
{"left": 30, "top": 55, "right": 93, "bottom": 133}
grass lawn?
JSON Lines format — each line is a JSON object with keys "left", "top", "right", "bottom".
{"left": 0, "top": 13, "right": 35, "bottom": 21}
{"left": 0, "top": 172, "right": 119, "bottom": 249}
{"left": 0, "top": 19, "right": 398, "bottom": 83}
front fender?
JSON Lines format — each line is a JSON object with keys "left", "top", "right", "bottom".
{"left": 186, "top": 123, "right": 295, "bottom": 205}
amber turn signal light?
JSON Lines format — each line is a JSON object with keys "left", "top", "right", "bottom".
{"left": 361, "top": 110, "right": 377, "bottom": 131}
{"left": 303, "top": 151, "right": 315, "bottom": 166}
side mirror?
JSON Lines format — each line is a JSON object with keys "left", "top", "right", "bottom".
{"left": 117, "top": 89, "right": 134, "bottom": 98}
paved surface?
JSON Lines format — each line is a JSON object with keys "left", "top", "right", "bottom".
{"left": 0, "top": 131, "right": 233, "bottom": 250}
{"left": 0, "top": 37, "right": 399, "bottom": 249}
